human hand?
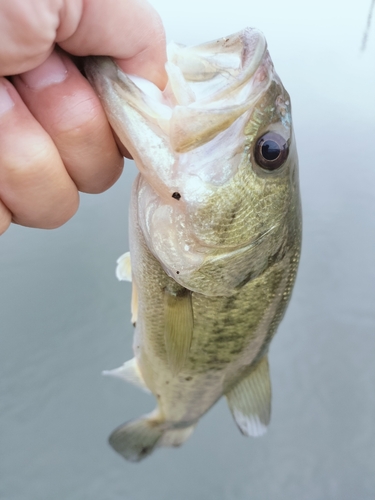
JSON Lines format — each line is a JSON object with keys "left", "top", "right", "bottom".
{"left": 0, "top": 0, "right": 167, "bottom": 235}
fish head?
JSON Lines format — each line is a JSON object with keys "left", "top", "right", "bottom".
{"left": 85, "top": 28, "right": 301, "bottom": 295}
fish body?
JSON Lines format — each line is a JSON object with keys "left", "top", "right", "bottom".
{"left": 85, "top": 28, "right": 302, "bottom": 461}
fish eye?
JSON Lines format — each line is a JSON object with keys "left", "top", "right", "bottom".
{"left": 254, "top": 132, "right": 289, "bottom": 171}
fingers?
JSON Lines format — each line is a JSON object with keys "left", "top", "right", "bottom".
{"left": 13, "top": 50, "right": 124, "bottom": 193}
{"left": 0, "top": 77, "right": 79, "bottom": 229}
{"left": 58, "top": 0, "right": 168, "bottom": 89}
{"left": 0, "top": 0, "right": 168, "bottom": 235}
{"left": 0, "top": 0, "right": 59, "bottom": 75}
{"left": 0, "top": 199, "right": 12, "bottom": 235}
{"left": 1, "top": 0, "right": 167, "bottom": 87}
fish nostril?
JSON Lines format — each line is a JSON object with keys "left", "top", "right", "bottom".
{"left": 172, "top": 192, "right": 181, "bottom": 200}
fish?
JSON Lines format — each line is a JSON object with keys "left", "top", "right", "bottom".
{"left": 85, "top": 27, "right": 302, "bottom": 462}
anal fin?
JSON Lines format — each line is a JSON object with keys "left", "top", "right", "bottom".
{"left": 164, "top": 288, "right": 194, "bottom": 375}
{"left": 226, "top": 356, "right": 271, "bottom": 437}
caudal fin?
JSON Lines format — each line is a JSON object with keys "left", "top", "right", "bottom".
{"left": 108, "top": 413, "right": 195, "bottom": 462}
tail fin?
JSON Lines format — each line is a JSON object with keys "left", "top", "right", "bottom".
{"left": 108, "top": 413, "right": 195, "bottom": 462}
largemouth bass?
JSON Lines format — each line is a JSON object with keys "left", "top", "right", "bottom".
{"left": 85, "top": 27, "right": 302, "bottom": 462}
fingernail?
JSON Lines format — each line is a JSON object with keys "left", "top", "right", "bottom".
{"left": 20, "top": 51, "right": 68, "bottom": 90}
{"left": 0, "top": 81, "right": 15, "bottom": 115}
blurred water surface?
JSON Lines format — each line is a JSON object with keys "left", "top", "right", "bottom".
{"left": 1, "top": 0, "right": 374, "bottom": 499}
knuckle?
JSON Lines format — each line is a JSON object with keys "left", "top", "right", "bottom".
{"left": 11, "top": 189, "right": 79, "bottom": 230}
{"left": 1, "top": 136, "right": 56, "bottom": 182}
{"left": 52, "top": 92, "right": 103, "bottom": 136}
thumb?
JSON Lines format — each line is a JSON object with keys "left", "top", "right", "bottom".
{"left": 59, "top": 0, "right": 168, "bottom": 88}
{"left": 0, "top": 0, "right": 167, "bottom": 88}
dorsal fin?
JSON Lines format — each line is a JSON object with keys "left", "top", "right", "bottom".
{"left": 116, "top": 252, "right": 132, "bottom": 282}
{"left": 102, "top": 357, "right": 150, "bottom": 393}
{"left": 164, "top": 288, "right": 194, "bottom": 375}
{"left": 226, "top": 356, "right": 271, "bottom": 437}
{"left": 115, "top": 252, "right": 138, "bottom": 325}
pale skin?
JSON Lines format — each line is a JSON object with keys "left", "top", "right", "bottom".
{"left": 0, "top": 0, "right": 167, "bottom": 235}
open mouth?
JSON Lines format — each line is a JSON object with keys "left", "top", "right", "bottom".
{"left": 85, "top": 28, "right": 272, "bottom": 158}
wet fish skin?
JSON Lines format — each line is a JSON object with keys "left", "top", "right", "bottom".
{"left": 85, "top": 27, "right": 302, "bottom": 462}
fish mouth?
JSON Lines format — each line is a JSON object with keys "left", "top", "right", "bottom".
{"left": 85, "top": 28, "right": 272, "bottom": 162}
{"left": 133, "top": 27, "right": 271, "bottom": 154}
{"left": 165, "top": 27, "right": 269, "bottom": 104}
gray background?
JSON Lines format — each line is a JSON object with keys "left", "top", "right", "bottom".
{"left": 1, "top": 0, "right": 374, "bottom": 498}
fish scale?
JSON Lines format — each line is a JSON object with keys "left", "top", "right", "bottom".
{"left": 85, "top": 27, "right": 302, "bottom": 462}
{"left": 188, "top": 160, "right": 290, "bottom": 248}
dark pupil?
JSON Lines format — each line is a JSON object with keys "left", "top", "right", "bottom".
{"left": 262, "top": 140, "right": 280, "bottom": 161}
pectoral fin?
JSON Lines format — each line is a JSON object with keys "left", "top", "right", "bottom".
{"left": 164, "top": 289, "right": 194, "bottom": 375}
{"left": 226, "top": 356, "right": 271, "bottom": 437}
